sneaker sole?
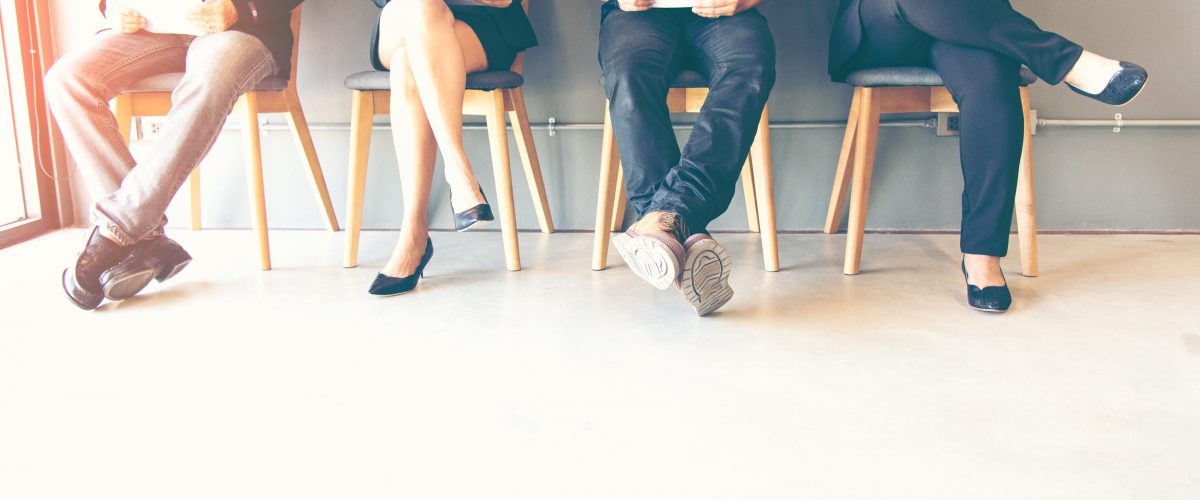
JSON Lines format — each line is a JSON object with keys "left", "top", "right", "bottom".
{"left": 101, "top": 268, "right": 156, "bottom": 302}
{"left": 612, "top": 233, "right": 681, "bottom": 290}
{"left": 680, "top": 238, "right": 734, "bottom": 317}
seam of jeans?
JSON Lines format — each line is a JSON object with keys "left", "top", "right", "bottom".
{"left": 95, "top": 35, "right": 191, "bottom": 87}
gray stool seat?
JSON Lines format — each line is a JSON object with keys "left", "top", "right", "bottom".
{"left": 344, "top": 70, "right": 524, "bottom": 92}
{"left": 846, "top": 66, "right": 1038, "bottom": 88}
{"left": 125, "top": 73, "right": 290, "bottom": 94}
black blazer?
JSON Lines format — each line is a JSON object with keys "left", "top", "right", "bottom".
{"left": 371, "top": 0, "right": 537, "bottom": 50}
{"left": 98, "top": 0, "right": 302, "bottom": 77}
{"left": 828, "top": 0, "right": 863, "bottom": 82}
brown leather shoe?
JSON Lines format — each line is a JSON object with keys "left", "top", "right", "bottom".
{"left": 611, "top": 211, "right": 690, "bottom": 290}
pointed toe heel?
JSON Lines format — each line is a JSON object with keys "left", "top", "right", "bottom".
{"left": 369, "top": 238, "right": 434, "bottom": 297}
{"left": 962, "top": 261, "right": 1013, "bottom": 313}
{"left": 1069, "top": 61, "right": 1149, "bottom": 106}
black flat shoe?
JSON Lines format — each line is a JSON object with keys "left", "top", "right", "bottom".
{"left": 453, "top": 188, "right": 494, "bottom": 232}
{"left": 369, "top": 237, "right": 434, "bottom": 297}
{"left": 962, "top": 260, "right": 1012, "bottom": 313}
{"left": 62, "top": 227, "right": 135, "bottom": 311}
{"left": 99, "top": 235, "right": 193, "bottom": 301}
{"left": 1069, "top": 61, "right": 1149, "bottom": 106}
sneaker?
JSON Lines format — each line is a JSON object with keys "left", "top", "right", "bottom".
{"left": 611, "top": 211, "right": 690, "bottom": 290}
{"left": 99, "top": 234, "right": 193, "bottom": 301}
{"left": 678, "top": 234, "right": 734, "bottom": 317}
{"left": 62, "top": 227, "right": 135, "bottom": 310}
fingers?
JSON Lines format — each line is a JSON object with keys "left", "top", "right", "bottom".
{"left": 120, "top": 9, "right": 146, "bottom": 34}
{"left": 619, "top": 0, "right": 655, "bottom": 12}
{"left": 692, "top": 0, "right": 737, "bottom": 18}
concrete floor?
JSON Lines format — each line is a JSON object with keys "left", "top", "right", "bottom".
{"left": 1, "top": 229, "right": 1198, "bottom": 500}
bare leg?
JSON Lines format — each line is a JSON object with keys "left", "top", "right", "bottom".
{"left": 964, "top": 254, "right": 1006, "bottom": 288}
{"left": 394, "top": 0, "right": 490, "bottom": 212}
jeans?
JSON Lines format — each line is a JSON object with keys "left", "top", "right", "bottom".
{"left": 845, "top": 0, "right": 1082, "bottom": 256}
{"left": 45, "top": 30, "right": 278, "bottom": 246}
{"left": 599, "top": 3, "right": 776, "bottom": 232}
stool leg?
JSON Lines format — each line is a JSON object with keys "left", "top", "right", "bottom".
{"left": 750, "top": 106, "right": 779, "bottom": 272}
{"left": 188, "top": 169, "right": 201, "bottom": 231}
{"left": 240, "top": 93, "right": 271, "bottom": 271}
{"left": 611, "top": 166, "right": 627, "bottom": 232}
{"left": 486, "top": 91, "right": 521, "bottom": 272}
{"left": 508, "top": 88, "right": 555, "bottom": 234}
{"left": 1015, "top": 87, "right": 1039, "bottom": 277}
{"left": 284, "top": 89, "right": 339, "bottom": 232}
{"left": 741, "top": 158, "right": 760, "bottom": 233}
{"left": 344, "top": 90, "right": 374, "bottom": 269}
{"left": 593, "top": 102, "right": 621, "bottom": 271}
{"left": 844, "top": 88, "right": 880, "bottom": 276}
{"left": 825, "top": 88, "right": 863, "bottom": 234}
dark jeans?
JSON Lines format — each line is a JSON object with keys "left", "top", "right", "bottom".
{"left": 599, "top": 3, "right": 776, "bottom": 232}
{"left": 846, "top": 0, "right": 1082, "bottom": 256}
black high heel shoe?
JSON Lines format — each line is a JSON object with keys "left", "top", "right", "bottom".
{"left": 453, "top": 187, "right": 495, "bottom": 232}
{"left": 369, "top": 237, "right": 434, "bottom": 297}
{"left": 1068, "top": 61, "right": 1149, "bottom": 106}
{"left": 962, "top": 260, "right": 1012, "bottom": 313}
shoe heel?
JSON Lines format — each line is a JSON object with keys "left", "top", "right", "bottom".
{"left": 154, "top": 257, "right": 192, "bottom": 282}
{"left": 101, "top": 268, "right": 156, "bottom": 302}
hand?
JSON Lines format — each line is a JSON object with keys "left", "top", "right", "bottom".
{"left": 618, "top": 0, "right": 655, "bottom": 12}
{"left": 187, "top": 0, "right": 239, "bottom": 33}
{"left": 109, "top": 8, "right": 147, "bottom": 34}
{"left": 692, "top": 0, "right": 756, "bottom": 18}
{"left": 476, "top": 0, "right": 513, "bottom": 7}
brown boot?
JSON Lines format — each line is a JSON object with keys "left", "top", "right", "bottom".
{"left": 611, "top": 211, "right": 690, "bottom": 290}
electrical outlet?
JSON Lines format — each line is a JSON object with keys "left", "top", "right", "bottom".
{"left": 936, "top": 112, "right": 960, "bottom": 137}
{"left": 138, "top": 117, "right": 168, "bottom": 141}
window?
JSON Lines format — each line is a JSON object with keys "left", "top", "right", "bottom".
{"left": 0, "top": 0, "right": 59, "bottom": 249}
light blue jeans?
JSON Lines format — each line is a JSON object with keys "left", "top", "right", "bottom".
{"left": 45, "top": 30, "right": 277, "bottom": 246}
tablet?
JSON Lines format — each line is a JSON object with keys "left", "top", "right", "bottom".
{"left": 123, "top": 0, "right": 207, "bottom": 36}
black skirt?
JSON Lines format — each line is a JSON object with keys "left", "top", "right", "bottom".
{"left": 370, "top": 6, "right": 524, "bottom": 72}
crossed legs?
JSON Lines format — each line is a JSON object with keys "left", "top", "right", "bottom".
{"left": 376, "top": 0, "right": 489, "bottom": 278}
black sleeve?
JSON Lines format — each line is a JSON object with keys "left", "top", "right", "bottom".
{"left": 232, "top": 0, "right": 305, "bottom": 27}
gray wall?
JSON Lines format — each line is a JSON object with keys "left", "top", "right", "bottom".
{"left": 52, "top": 0, "right": 1200, "bottom": 233}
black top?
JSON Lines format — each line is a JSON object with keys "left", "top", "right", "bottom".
{"left": 828, "top": 0, "right": 864, "bottom": 82}
{"left": 370, "top": 0, "right": 537, "bottom": 50}
{"left": 98, "top": 0, "right": 302, "bottom": 78}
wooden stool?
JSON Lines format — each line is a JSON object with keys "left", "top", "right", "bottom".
{"left": 112, "top": 8, "right": 338, "bottom": 271}
{"left": 824, "top": 66, "right": 1040, "bottom": 277}
{"left": 341, "top": 0, "right": 552, "bottom": 272}
{"left": 593, "top": 70, "right": 779, "bottom": 272}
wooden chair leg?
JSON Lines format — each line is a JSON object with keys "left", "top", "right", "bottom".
{"left": 485, "top": 91, "right": 521, "bottom": 271}
{"left": 1015, "top": 87, "right": 1039, "bottom": 277}
{"left": 239, "top": 93, "right": 271, "bottom": 271}
{"left": 825, "top": 87, "right": 863, "bottom": 234}
{"left": 188, "top": 168, "right": 201, "bottom": 231}
{"left": 611, "top": 165, "right": 627, "bottom": 232}
{"left": 741, "top": 158, "right": 760, "bottom": 233}
{"left": 508, "top": 87, "right": 555, "bottom": 234}
{"left": 750, "top": 105, "right": 779, "bottom": 272}
{"left": 344, "top": 90, "right": 374, "bottom": 269}
{"left": 844, "top": 88, "right": 881, "bottom": 276}
{"left": 284, "top": 89, "right": 339, "bottom": 232}
{"left": 593, "top": 101, "right": 621, "bottom": 271}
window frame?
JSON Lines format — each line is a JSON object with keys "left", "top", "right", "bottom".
{"left": 0, "top": 0, "right": 64, "bottom": 250}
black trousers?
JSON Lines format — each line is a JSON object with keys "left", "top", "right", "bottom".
{"left": 599, "top": 3, "right": 776, "bottom": 231}
{"left": 846, "top": 0, "right": 1082, "bottom": 256}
